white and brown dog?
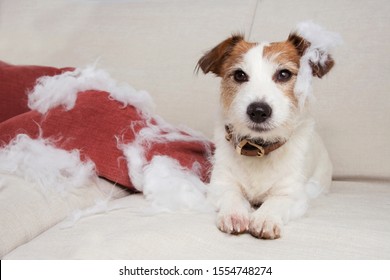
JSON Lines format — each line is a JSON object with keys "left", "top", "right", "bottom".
{"left": 197, "top": 22, "right": 340, "bottom": 239}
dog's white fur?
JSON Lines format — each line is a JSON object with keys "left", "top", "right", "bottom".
{"left": 198, "top": 22, "right": 337, "bottom": 239}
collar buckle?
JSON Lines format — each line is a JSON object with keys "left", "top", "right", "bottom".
{"left": 236, "top": 139, "right": 265, "bottom": 157}
{"left": 225, "top": 124, "right": 286, "bottom": 157}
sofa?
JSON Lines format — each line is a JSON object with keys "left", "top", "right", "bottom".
{"left": 0, "top": 0, "right": 389, "bottom": 259}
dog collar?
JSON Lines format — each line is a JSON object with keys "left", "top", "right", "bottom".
{"left": 225, "top": 125, "right": 286, "bottom": 157}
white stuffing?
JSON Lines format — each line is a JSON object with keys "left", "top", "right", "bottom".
{"left": 3, "top": 65, "right": 213, "bottom": 218}
{"left": 121, "top": 116, "right": 212, "bottom": 212}
{"left": 0, "top": 134, "right": 130, "bottom": 227}
{"left": 58, "top": 174, "right": 131, "bottom": 228}
{"left": 0, "top": 134, "right": 96, "bottom": 195}
{"left": 60, "top": 114, "right": 214, "bottom": 222}
{"left": 121, "top": 116, "right": 212, "bottom": 192}
{"left": 142, "top": 156, "right": 212, "bottom": 213}
{"left": 61, "top": 199, "right": 110, "bottom": 229}
{"left": 295, "top": 21, "right": 342, "bottom": 54}
{"left": 293, "top": 21, "right": 342, "bottom": 108}
{"left": 121, "top": 142, "right": 147, "bottom": 189}
{"left": 27, "top": 65, "right": 155, "bottom": 118}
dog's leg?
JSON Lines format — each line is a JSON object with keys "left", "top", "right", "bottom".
{"left": 218, "top": 190, "right": 251, "bottom": 234}
{"left": 209, "top": 183, "right": 251, "bottom": 234}
{"left": 249, "top": 194, "right": 308, "bottom": 239}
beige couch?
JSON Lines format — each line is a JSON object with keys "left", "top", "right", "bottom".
{"left": 1, "top": 0, "right": 389, "bottom": 259}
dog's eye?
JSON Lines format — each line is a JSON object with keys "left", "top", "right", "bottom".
{"left": 275, "top": 69, "right": 292, "bottom": 82}
{"left": 233, "top": 69, "right": 249, "bottom": 83}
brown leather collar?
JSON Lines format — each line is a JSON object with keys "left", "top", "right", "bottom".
{"left": 225, "top": 125, "right": 286, "bottom": 157}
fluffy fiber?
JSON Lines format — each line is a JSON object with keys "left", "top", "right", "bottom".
{"left": 121, "top": 116, "right": 213, "bottom": 212}
{"left": 142, "top": 156, "right": 212, "bottom": 212}
{"left": 59, "top": 179, "right": 131, "bottom": 228}
{"left": 293, "top": 21, "right": 342, "bottom": 108}
{"left": 61, "top": 199, "right": 110, "bottom": 228}
{"left": 0, "top": 134, "right": 96, "bottom": 195}
{"left": 28, "top": 65, "right": 155, "bottom": 117}
{"left": 0, "top": 134, "right": 129, "bottom": 226}
{"left": 10, "top": 65, "right": 213, "bottom": 214}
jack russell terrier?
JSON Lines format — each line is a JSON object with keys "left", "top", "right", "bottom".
{"left": 197, "top": 22, "right": 340, "bottom": 239}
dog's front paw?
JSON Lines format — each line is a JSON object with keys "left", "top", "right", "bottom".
{"left": 217, "top": 208, "right": 250, "bottom": 234}
{"left": 249, "top": 213, "right": 282, "bottom": 240}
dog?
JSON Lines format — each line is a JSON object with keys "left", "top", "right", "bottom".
{"left": 197, "top": 22, "right": 338, "bottom": 239}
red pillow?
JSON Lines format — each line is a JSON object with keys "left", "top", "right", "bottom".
{"left": 0, "top": 64, "right": 212, "bottom": 190}
{"left": 0, "top": 61, "right": 73, "bottom": 123}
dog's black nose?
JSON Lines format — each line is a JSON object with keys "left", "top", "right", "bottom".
{"left": 247, "top": 102, "right": 272, "bottom": 123}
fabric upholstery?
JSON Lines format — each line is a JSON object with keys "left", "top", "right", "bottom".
{"left": 0, "top": 61, "right": 73, "bottom": 123}
{"left": 3, "top": 180, "right": 390, "bottom": 260}
{"left": 0, "top": 89, "right": 212, "bottom": 189}
{"left": 0, "top": 174, "right": 119, "bottom": 257}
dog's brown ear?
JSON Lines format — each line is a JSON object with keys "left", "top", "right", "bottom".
{"left": 196, "top": 34, "right": 244, "bottom": 76}
{"left": 309, "top": 55, "right": 334, "bottom": 78}
{"left": 288, "top": 33, "right": 310, "bottom": 57}
{"left": 288, "top": 32, "right": 335, "bottom": 78}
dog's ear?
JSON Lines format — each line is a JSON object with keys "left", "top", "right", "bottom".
{"left": 287, "top": 33, "right": 311, "bottom": 57}
{"left": 288, "top": 32, "right": 335, "bottom": 78}
{"left": 196, "top": 34, "right": 244, "bottom": 76}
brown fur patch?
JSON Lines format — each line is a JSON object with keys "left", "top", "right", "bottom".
{"left": 220, "top": 40, "right": 257, "bottom": 76}
{"left": 197, "top": 35, "right": 257, "bottom": 112}
{"left": 310, "top": 55, "right": 335, "bottom": 78}
{"left": 287, "top": 33, "right": 310, "bottom": 56}
{"left": 221, "top": 80, "right": 238, "bottom": 111}
{"left": 263, "top": 41, "right": 301, "bottom": 107}
{"left": 196, "top": 34, "right": 245, "bottom": 76}
{"left": 263, "top": 41, "right": 301, "bottom": 71}
{"left": 219, "top": 40, "right": 257, "bottom": 111}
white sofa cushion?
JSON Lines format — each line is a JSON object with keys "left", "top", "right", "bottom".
{"left": 4, "top": 181, "right": 390, "bottom": 259}
{"left": 0, "top": 174, "right": 125, "bottom": 257}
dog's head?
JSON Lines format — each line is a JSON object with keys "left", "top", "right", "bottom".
{"left": 197, "top": 22, "right": 340, "bottom": 142}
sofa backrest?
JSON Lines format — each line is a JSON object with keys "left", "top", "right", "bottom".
{"left": 0, "top": 0, "right": 388, "bottom": 181}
